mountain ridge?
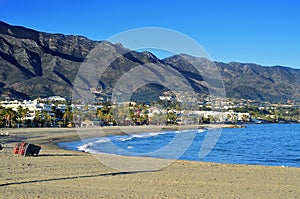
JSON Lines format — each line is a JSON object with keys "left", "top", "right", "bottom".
{"left": 1, "top": 21, "right": 300, "bottom": 103}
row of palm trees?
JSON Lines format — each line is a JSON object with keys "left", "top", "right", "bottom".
{"left": 0, "top": 107, "right": 16, "bottom": 127}
{"left": 0, "top": 102, "right": 187, "bottom": 128}
{"left": 94, "top": 103, "right": 178, "bottom": 126}
{"left": 0, "top": 106, "right": 30, "bottom": 127}
{"left": 0, "top": 105, "right": 74, "bottom": 128}
{"left": 72, "top": 103, "right": 185, "bottom": 126}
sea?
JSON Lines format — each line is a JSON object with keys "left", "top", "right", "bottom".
{"left": 57, "top": 124, "right": 300, "bottom": 168}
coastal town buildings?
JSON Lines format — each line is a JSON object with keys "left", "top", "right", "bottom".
{"left": 0, "top": 93, "right": 299, "bottom": 128}
{"left": 0, "top": 99, "right": 52, "bottom": 120}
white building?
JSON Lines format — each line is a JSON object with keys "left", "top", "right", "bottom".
{"left": 48, "top": 96, "right": 66, "bottom": 101}
{"left": 0, "top": 99, "right": 53, "bottom": 120}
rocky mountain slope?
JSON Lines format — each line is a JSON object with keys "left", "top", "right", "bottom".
{"left": 1, "top": 21, "right": 299, "bottom": 103}
{"left": 163, "top": 55, "right": 300, "bottom": 103}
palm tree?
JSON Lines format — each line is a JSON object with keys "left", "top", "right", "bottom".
{"left": 33, "top": 110, "right": 52, "bottom": 127}
{"left": 2, "top": 108, "right": 17, "bottom": 128}
{"left": 42, "top": 111, "right": 51, "bottom": 126}
{"left": 17, "top": 106, "right": 29, "bottom": 127}
{"left": 166, "top": 110, "right": 177, "bottom": 125}
{"left": 72, "top": 108, "right": 85, "bottom": 126}
{"left": 97, "top": 104, "right": 116, "bottom": 126}
{"left": 63, "top": 106, "right": 73, "bottom": 127}
{"left": 0, "top": 107, "right": 4, "bottom": 127}
{"left": 33, "top": 110, "right": 41, "bottom": 127}
{"left": 113, "top": 105, "right": 131, "bottom": 126}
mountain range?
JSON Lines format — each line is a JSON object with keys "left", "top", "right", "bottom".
{"left": 1, "top": 21, "right": 300, "bottom": 103}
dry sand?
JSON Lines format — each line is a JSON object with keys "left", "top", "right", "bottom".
{"left": 0, "top": 126, "right": 299, "bottom": 198}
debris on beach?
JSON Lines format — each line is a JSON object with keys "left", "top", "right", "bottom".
{"left": 13, "top": 142, "right": 41, "bottom": 156}
{"left": 0, "top": 132, "right": 9, "bottom": 136}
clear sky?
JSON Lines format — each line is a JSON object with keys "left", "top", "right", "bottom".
{"left": 1, "top": 0, "right": 299, "bottom": 68}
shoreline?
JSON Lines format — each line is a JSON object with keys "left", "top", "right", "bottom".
{"left": 56, "top": 124, "right": 299, "bottom": 169}
{"left": 0, "top": 123, "right": 297, "bottom": 168}
{"left": 1, "top": 125, "right": 300, "bottom": 198}
{"left": 1, "top": 123, "right": 243, "bottom": 146}
{"left": 0, "top": 123, "right": 296, "bottom": 168}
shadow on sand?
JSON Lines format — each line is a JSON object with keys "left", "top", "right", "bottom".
{"left": 0, "top": 170, "right": 159, "bottom": 187}
{"left": 38, "top": 154, "right": 84, "bottom": 157}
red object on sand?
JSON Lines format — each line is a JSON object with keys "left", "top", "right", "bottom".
{"left": 13, "top": 143, "right": 20, "bottom": 154}
{"left": 13, "top": 142, "right": 41, "bottom": 156}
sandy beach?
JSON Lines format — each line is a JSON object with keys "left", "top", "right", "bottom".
{"left": 0, "top": 126, "right": 299, "bottom": 198}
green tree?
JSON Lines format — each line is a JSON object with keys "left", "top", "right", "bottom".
{"left": 166, "top": 110, "right": 178, "bottom": 125}
{"left": 96, "top": 104, "right": 116, "bottom": 126}
{"left": 33, "top": 110, "right": 41, "bottom": 127}
{"left": 33, "top": 110, "right": 51, "bottom": 127}
{"left": 63, "top": 106, "right": 73, "bottom": 127}
{"left": 17, "top": 106, "right": 29, "bottom": 127}
{"left": 2, "top": 108, "right": 17, "bottom": 128}
{"left": 72, "top": 108, "right": 84, "bottom": 126}
{"left": 0, "top": 107, "right": 5, "bottom": 127}
{"left": 42, "top": 111, "right": 51, "bottom": 126}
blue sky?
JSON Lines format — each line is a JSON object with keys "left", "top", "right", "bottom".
{"left": 1, "top": 0, "right": 299, "bottom": 68}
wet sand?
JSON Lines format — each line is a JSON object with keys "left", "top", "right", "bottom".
{"left": 0, "top": 126, "right": 299, "bottom": 198}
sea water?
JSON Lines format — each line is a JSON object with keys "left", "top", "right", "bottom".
{"left": 57, "top": 124, "right": 300, "bottom": 167}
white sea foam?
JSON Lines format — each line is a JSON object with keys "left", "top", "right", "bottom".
{"left": 77, "top": 129, "right": 199, "bottom": 153}
{"left": 175, "top": 129, "right": 198, "bottom": 134}
{"left": 95, "top": 137, "right": 111, "bottom": 143}
{"left": 132, "top": 134, "right": 147, "bottom": 138}
{"left": 117, "top": 131, "right": 170, "bottom": 142}
{"left": 77, "top": 137, "right": 111, "bottom": 152}
{"left": 120, "top": 137, "right": 132, "bottom": 142}
{"left": 149, "top": 132, "right": 160, "bottom": 136}
{"left": 198, "top": 129, "right": 206, "bottom": 133}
